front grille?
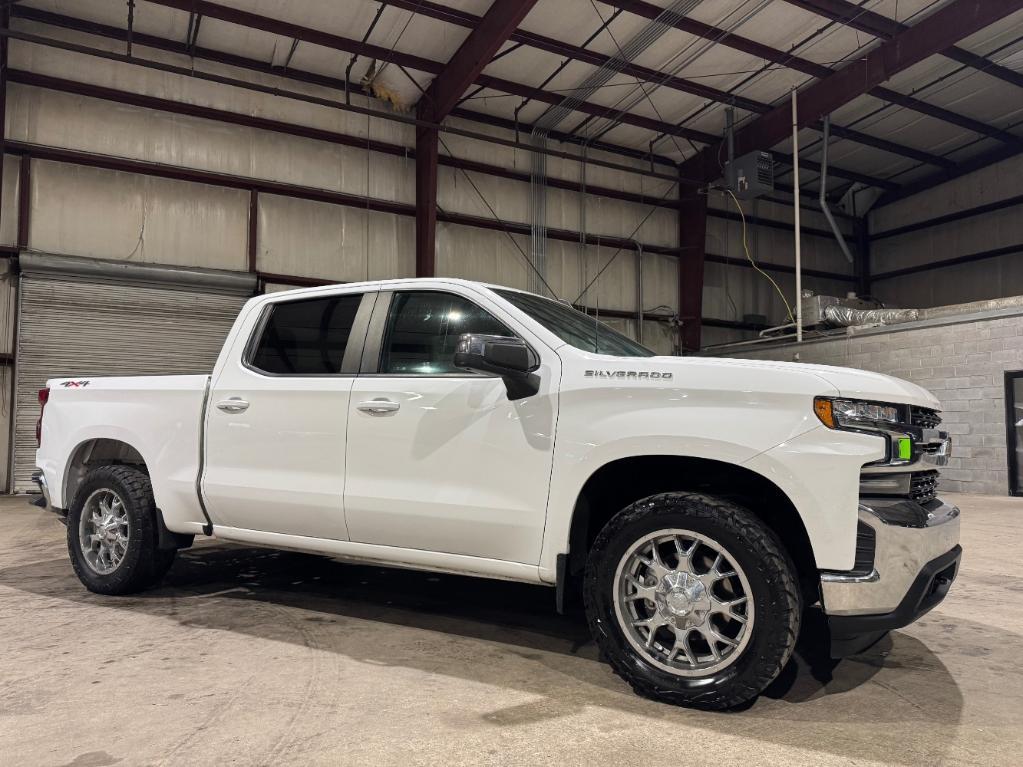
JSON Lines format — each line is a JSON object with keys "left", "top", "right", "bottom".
{"left": 854, "top": 519, "right": 876, "bottom": 573}
{"left": 910, "top": 470, "right": 939, "bottom": 504}
{"left": 911, "top": 406, "right": 942, "bottom": 429}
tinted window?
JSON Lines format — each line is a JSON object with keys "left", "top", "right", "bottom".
{"left": 251, "top": 294, "right": 363, "bottom": 375}
{"left": 495, "top": 289, "right": 655, "bottom": 357}
{"left": 381, "top": 291, "right": 513, "bottom": 374}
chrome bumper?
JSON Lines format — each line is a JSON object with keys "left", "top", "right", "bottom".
{"left": 820, "top": 497, "right": 960, "bottom": 617}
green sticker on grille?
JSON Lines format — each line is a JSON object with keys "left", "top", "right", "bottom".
{"left": 898, "top": 437, "right": 912, "bottom": 461}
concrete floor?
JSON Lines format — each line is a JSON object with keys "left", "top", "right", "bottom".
{"left": 0, "top": 494, "right": 1020, "bottom": 766}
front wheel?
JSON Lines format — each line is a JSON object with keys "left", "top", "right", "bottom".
{"left": 583, "top": 492, "right": 801, "bottom": 710}
{"left": 67, "top": 465, "right": 176, "bottom": 595}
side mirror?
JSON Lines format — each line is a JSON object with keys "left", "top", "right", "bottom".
{"left": 454, "top": 334, "right": 541, "bottom": 400}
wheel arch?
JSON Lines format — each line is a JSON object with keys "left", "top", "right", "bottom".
{"left": 565, "top": 455, "right": 820, "bottom": 604}
{"left": 63, "top": 437, "right": 148, "bottom": 510}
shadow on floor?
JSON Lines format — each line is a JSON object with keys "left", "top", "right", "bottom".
{"left": 1, "top": 540, "right": 967, "bottom": 764}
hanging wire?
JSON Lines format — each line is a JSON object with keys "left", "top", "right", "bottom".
{"left": 723, "top": 188, "right": 795, "bottom": 325}
{"left": 374, "top": 1, "right": 422, "bottom": 79}
{"left": 572, "top": 179, "right": 679, "bottom": 305}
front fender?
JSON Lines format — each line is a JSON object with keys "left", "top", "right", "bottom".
{"left": 538, "top": 362, "right": 854, "bottom": 581}
{"left": 742, "top": 426, "right": 885, "bottom": 570}
{"left": 539, "top": 432, "right": 814, "bottom": 582}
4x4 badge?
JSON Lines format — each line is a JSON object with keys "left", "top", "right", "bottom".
{"left": 60, "top": 380, "right": 91, "bottom": 388}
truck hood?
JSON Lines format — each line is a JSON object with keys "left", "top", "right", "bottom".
{"left": 665, "top": 357, "right": 941, "bottom": 409}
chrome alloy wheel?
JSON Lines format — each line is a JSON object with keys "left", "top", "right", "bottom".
{"left": 79, "top": 489, "right": 130, "bottom": 575}
{"left": 613, "top": 529, "right": 754, "bottom": 677}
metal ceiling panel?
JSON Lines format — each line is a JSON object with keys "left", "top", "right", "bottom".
{"left": 829, "top": 96, "right": 983, "bottom": 156}
{"left": 719, "top": 68, "right": 812, "bottom": 108}
{"left": 571, "top": 69, "right": 712, "bottom": 132}
{"left": 435, "top": 0, "right": 495, "bottom": 15}
{"left": 520, "top": 0, "right": 652, "bottom": 49}
{"left": 363, "top": 4, "right": 470, "bottom": 66}
{"left": 746, "top": 3, "right": 875, "bottom": 67}
{"left": 599, "top": 122, "right": 669, "bottom": 151}
{"left": 23, "top": 0, "right": 188, "bottom": 39}
{"left": 480, "top": 44, "right": 579, "bottom": 89}
{"left": 644, "top": 33, "right": 763, "bottom": 95}
{"left": 915, "top": 76, "right": 1023, "bottom": 129}
{"left": 184, "top": 16, "right": 284, "bottom": 65}
{"left": 954, "top": 7, "right": 1023, "bottom": 56}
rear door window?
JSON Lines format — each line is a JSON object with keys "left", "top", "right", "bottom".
{"left": 250, "top": 294, "right": 364, "bottom": 375}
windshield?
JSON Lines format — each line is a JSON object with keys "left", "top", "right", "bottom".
{"left": 495, "top": 289, "right": 655, "bottom": 358}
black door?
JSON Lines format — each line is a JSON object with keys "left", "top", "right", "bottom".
{"left": 1005, "top": 371, "right": 1023, "bottom": 496}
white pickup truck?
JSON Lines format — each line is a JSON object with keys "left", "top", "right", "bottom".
{"left": 33, "top": 278, "right": 960, "bottom": 709}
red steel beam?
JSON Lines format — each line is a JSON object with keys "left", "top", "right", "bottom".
{"left": 140, "top": 0, "right": 711, "bottom": 143}
{"left": 602, "top": 0, "right": 1016, "bottom": 147}
{"left": 681, "top": 0, "right": 1023, "bottom": 184}
{"left": 418, "top": 0, "right": 539, "bottom": 122}
{"left": 415, "top": 125, "right": 439, "bottom": 277}
{"left": 386, "top": 0, "right": 812, "bottom": 108}
{"left": 145, "top": 0, "right": 443, "bottom": 74}
{"left": 415, "top": 0, "right": 538, "bottom": 277}
{"left": 16, "top": 155, "right": 30, "bottom": 249}
{"left": 385, "top": 0, "right": 767, "bottom": 114}
{"left": 783, "top": 0, "right": 1023, "bottom": 91}
{"left": 2, "top": 140, "right": 689, "bottom": 257}
{"left": 385, "top": 0, "right": 955, "bottom": 168}
{"left": 10, "top": 4, "right": 677, "bottom": 168}
{"left": 247, "top": 189, "right": 258, "bottom": 273}
{"left": 0, "top": 140, "right": 852, "bottom": 283}
{"left": 7, "top": 7, "right": 675, "bottom": 170}
{"left": 135, "top": 0, "right": 891, "bottom": 187}
{"left": 9, "top": 69, "right": 861, "bottom": 243}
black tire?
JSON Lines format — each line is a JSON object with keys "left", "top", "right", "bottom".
{"left": 67, "top": 465, "right": 176, "bottom": 595}
{"left": 583, "top": 492, "right": 801, "bottom": 710}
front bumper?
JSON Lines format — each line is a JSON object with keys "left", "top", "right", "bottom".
{"left": 820, "top": 497, "right": 961, "bottom": 656}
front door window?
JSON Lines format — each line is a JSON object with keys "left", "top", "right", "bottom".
{"left": 379, "top": 291, "right": 512, "bottom": 375}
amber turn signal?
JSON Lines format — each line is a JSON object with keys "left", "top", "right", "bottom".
{"left": 813, "top": 397, "right": 835, "bottom": 429}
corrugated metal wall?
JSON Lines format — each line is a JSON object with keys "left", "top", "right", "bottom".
{"left": 869, "top": 153, "right": 1023, "bottom": 308}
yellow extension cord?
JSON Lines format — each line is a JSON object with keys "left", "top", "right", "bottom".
{"left": 724, "top": 188, "right": 797, "bottom": 327}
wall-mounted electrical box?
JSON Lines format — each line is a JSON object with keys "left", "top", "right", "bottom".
{"left": 725, "top": 150, "right": 774, "bottom": 200}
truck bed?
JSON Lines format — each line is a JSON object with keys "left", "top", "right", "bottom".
{"left": 36, "top": 375, "right": 212, "bottom": 534}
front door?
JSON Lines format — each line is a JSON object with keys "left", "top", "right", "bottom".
{"left": 202, "top": 289, "right": 374, "bottom": 539}
{"left": 344, "top": 289, "right": 558, "bottom": 564}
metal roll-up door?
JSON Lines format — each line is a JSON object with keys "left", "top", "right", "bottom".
{"left": 12, "top": 254, "right": 255, "bottom": 492}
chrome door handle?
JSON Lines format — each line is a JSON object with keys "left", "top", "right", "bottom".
{"left": 216, "top": 398, "right": 250, "bottom": 413}
{"left": 357, "top": 399, "right": 400, "bottom": 414}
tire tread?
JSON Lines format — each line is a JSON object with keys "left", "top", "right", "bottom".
{"left": 583, "top": 491, "right": 801, "bottom": 710}
{"left": 67, "top": 464, "right": 176, "bottom": 595}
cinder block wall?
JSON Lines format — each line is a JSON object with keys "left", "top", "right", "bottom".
{"left": 714, "top": 312, "right": 1023, "bottom": 495}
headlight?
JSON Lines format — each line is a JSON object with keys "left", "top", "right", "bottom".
{"left": 814, "top": 397, "right": 912, "bottom": 463}
{"left": 814, "top": 397, "right": 900, "bottom": 430}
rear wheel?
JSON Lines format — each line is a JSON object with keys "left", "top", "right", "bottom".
{"left": 583, "top": 492, "right": 801, "bottom": 709}
{"left": 67, "top": 465, "right": 176, "bottom": 595}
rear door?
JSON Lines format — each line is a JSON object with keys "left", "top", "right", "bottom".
{"left": 201, "top": 288, "right": 375, "bottom": 539}
{"left": 343, "top": 287, "right": 559, "bottom": 564}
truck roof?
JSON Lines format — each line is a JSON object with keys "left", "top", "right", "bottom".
{"left": 263, "top": 277, "right": 526, "bottom": 300}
